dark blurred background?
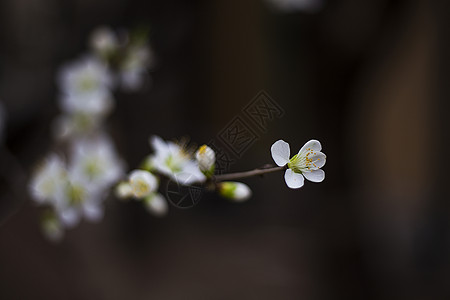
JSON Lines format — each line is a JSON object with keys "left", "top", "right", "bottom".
{"left": 1, "top": 0, "right": 450, "bottom": 299}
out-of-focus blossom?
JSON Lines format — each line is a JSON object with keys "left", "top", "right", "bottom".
{"left": 195, "top": 145, "right": 215, "bottom": 177}
{"left": 119, "top": 44, "right": 153, "bottom": 91}
{"left": 218, "top": 182, "right": 252, "bottom": 202}
{"left": 55, "top": 170, "right": 105, "bottom": 228}
{"left": 89, "top": 26, "right": 119, "bottom": 58}
{"left": 129, "top": 169, "right": 158, "bottom": 198}
{"left": 29, "top": 154, "right": 67, "bottom": 205}
{"left": 143, "top": 193, "right": 168, "bottom": 217}
{"left": 266, "top": 0, "right": 324, "bottom": 13}
{"left": 69, "top": 135, "right": 125, "bottom": 190}
{"left": 58, "top": 56, "right": 114, "bottom": 114}
{"left": 271, "top": 139, "right": 326, "bottom": 189}
{"left": 149, "top": 136, "right": 206, "bottom": 185}
{"left": 116, "top": 169, "right": 169, "bottom": 216}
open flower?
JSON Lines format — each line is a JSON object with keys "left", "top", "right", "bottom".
{"left": 54, "top": 170, "right": 106, "bottom": 228}
{"left": 29, "top": 154, "right": 67, "bottom": 205}
{"left": 148, "top": 136, "right": 205, "bottom": 185}
{"left": 271, "top": 139, "right": 326, "bottom": 189}
{"left": 69, "top": 135, "right": 125, "bottom": 190}
{"left": 58, "top": 56, "right": 114, "bottom": 117}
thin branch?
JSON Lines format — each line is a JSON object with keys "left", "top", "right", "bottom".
{"left": 213, "top": 165, "right": 286, "bottom": 182}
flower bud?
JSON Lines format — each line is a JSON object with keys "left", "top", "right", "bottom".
{"left": 218, "top": 182, "right": 252, "bottom": 202}
{"left": 89, "top": 27, "right": 118, "bottom": 58}
{"left": 195, "top": 145, "right": 215, "bottom": 176}
{"left": 143, "top": 193, "right": 168, "bottom": 217}
{"left": 129, "top": 170, "right": 158, "bottom": 198}
{"left": 41, "top": 213, "right": 64, "bottom": 242}
{"left": 115, "top": 181, "right": 133, "bottom": 199}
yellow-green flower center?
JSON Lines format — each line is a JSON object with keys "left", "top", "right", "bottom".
{"left": 67, "top": 184, "right": 86, "bottom": 206}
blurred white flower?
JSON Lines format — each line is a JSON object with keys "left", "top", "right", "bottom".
{"left": 149, "top": 136, "right": 206, "bottom": 185}
{"left": 58, "top": 56, "right": 114, "bottom": 115}
{"left": 89, "top": 26, "right": 118, "bottom": 57}
{"left": 218, "top": 182, "right": 252, "bottom": 202}
{"left": 29, "top": 154, "right": 67, "bottom": 205}
{"left": 143, "top": 193, "right": 168, "bottom": 217}
{"left": 129, "top": 169, "right": 158, "bottom": 198}
{"left": 195, "top": 144, "right": 215, "bottom": 176}
{"left": 55, "top": 169, "right": 105, "bottom": 228}
{"left": 266, "top": 0, "right": 324, "bottom": 13}
{"left": 120, "top": 44, "right": 153, "bottom": 91}
{"left": 69, "top": 135, "right": 125, "bottom": 190}
{"left": 271, "top": 139, "right": 326, "bottom": 189}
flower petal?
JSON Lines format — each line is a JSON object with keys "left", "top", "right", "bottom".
{"left": 149, "top": 135, "right": 167, "bottom": 153}
{"left": 271, "top": 140, "right": 290, "bottom": 166}
{"left": 284, "top": 169, "right": 304, "bottom": 189}
{"left": 309, "top": 152, "right": 326, "bottom": 169}
{"left": 59, "top": 208, "right": 80, "bottom": 228}
{"left": 298, "top": 139, "right": 322, "bottom": 154}
{"left": 83, "top": 203, "right": 104, "bottom": 222}
{"left": 302, "top": 169, "right": 325, "bottom": 182}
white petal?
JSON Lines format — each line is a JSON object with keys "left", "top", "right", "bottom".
{"left": 83, "top": 203, "right": 104, "bottom": 222}
{"left": 309, "top": 152, "right": 326, "bottom": 169}
{"left": 271, "top": 140, "right": 290, "bottom": 166}
{"left": 149, "top": 135, "right": 167, "bottom": 153}
{"left": 303, "top": 169, "right": 325, "bottom": 182}
{"left": 284, "top": 169, "right": 304, "bottom": 189}
{"left": 59, "top": 208, "right": 80, "bottom": 228}
{"left": 298, "top": 139, "right": 322, "bottom": 154}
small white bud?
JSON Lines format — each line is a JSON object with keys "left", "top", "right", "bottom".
{"left": 195, "top": 145, "right": 215, "bottom": 175}
{"left": 89, "top": 26, "right": 118, "bottom": 57}
{"left": 218, "top": 182, "right": 252, "bottom": 202}
{"left": 129, "top": 170, "right": 157, "bottom": 198}
{"left": 115, "top": 181, "right": 133, "bottom": 199}
{"left": 41, "top": 214, "right": 64, "bottom": 242}
{"left": 143, "top": 193, "right": 168, "bottom": 217}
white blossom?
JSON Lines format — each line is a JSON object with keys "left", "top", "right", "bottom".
{"left": 58, "top": 56, "right": 114, "bottom": 116}
{"left": 271, "top": 139, "right": 326, "bottom": 189}
{"left": 69, "top": 135, "right": 125, "bottom": 190}
{"left": 149, "top": 136, "right": 206, "bottom": 185}
{"left": 129, "top": 169, "right": 158, "bottom": 198}
{"left": 29, "top": 154, "right": 67, "bottom": 205}
{"left": 55, "top": 169, "right": 105, "bottom": 228}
